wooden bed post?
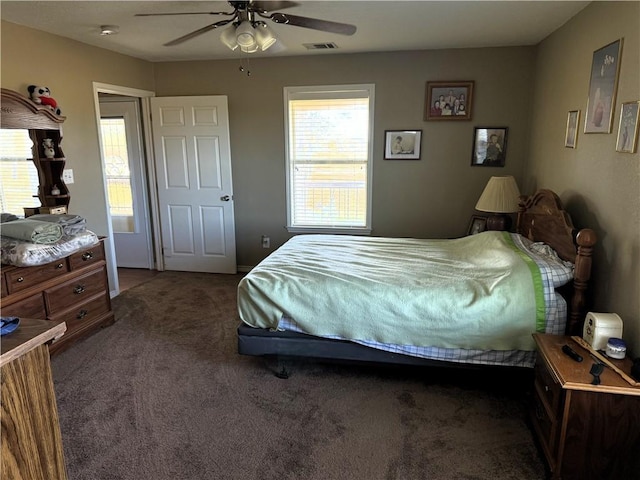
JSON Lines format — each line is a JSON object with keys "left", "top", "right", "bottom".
{"left": 569, "top": 228, "right": 597, "bottom": 335}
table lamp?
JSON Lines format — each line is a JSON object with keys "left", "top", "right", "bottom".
{"left": 475, "top": 176, "right": 521, "bottom": 231}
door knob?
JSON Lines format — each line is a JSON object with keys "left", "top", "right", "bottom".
{"left": 220, "top": 195, "right": 231, "bottom": 201}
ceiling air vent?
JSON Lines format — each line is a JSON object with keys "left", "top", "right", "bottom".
{"left": 303, "top": 42, "right": 339, "bottom": 50}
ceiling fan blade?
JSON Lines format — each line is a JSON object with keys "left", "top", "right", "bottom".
{"left": 270, "top": 13, "right": 356, "bottom": 35}
{"left": 163, "top": 19, "right": 234, "bottom": 47}
{"left": 135, "top": 11, "right": 233, "bottom": 17}
{"left": 250, "top": 1, "right": 299, "bottom": 13}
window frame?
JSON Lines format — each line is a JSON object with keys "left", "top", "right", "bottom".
{"left": 283, "top": 84, "right": 375, "bottom": 235}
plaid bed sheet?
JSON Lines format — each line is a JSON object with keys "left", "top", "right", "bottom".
{"left": 277, "top": 233, "right": 568, "bottom": 369}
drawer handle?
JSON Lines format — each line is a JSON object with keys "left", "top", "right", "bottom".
{"left": 544, "top": 385, "right": 549, "bottom": 392}
{"left": 56, "top": 263, "right": 64, "bottom": 269}
{"left": 82, "top": 252, "right": 94, "bottom": 261}
{"left": 77, "top": 309, "right": 88, "bottom": 319}
{"left": 74, "top": 285, "right": 86, "bottom": 294}
{"left": 16, "top": 276, "right": 24, "bottom": 283}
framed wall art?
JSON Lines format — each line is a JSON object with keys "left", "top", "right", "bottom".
{"left": 565, "top": 110, "right": 580, "bottom": 148}
{"left": 471, "top": 127, "right": 508, "bottom": 167}
{"left": 584, "top": 38, "right": 623, "bottom": 134}
{"left": 616, "top": 101, "right": 639, "bottom": 153}
{"left": 467, "top": 215, "right": 487, "bottom": 235}
{"left": 424, "top": 81, "right": 474, "bottom": 121}
{"left": 384, "top": 130, "right": 422, "bottom": 160}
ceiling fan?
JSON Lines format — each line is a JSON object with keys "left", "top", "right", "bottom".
{"left": 136, "top": 1, "right": 357, "bottom": 53}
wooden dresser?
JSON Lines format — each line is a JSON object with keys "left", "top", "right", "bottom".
{"left": 530, "top": 334, "right": 640, "bottom": 480}
{"left": 1, "top": 238, "right": 114, "bottom": 353}
{"left": 1, "top": 318, "right": 68, "bottom": 479}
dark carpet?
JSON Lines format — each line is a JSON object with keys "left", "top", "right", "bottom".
{"left": 51, "top": 271, "right": 546, "bottom": 480}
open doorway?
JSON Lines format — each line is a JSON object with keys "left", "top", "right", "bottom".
{"left": 99, "top": 95, "right": 153, "bottom": 269}
{"left": 93, "top": 83, "right": 161, "bottom": 296}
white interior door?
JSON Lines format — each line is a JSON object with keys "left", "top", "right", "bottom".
{"left": 151, "top": 96, "right": 237, "bottom": 273}
{"left": 100, "top": 98, "right": 153, "bottom": 269}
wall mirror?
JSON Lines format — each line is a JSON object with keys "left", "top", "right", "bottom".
{"left": 0, "top": 88, "right": 69, "bottom": 217}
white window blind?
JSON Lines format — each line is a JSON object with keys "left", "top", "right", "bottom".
{"left": 285, "top": 85, "right": 374, "bottom": 232}
{"left": 0, "top": 129, "right": 40, "bottom": 215}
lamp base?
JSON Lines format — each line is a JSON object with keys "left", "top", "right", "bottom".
{"left": 486, "top": 214, "right": 512, "bottom": 231}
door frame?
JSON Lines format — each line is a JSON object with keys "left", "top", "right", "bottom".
{"left": 92, "top": 82, "right": 162, "bottom": 297}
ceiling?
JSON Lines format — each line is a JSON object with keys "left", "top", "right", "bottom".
{"left": 1, "top": 1, "right": 590, "bottom": 62}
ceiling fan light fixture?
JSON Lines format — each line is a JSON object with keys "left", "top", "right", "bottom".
{"left": 255, "top": 24, "right": 276, "bottom": 51}
{"left": 240, "top": 43, "right": 260, "bottom": 54}
{"left": 235, "top": 21, "right": 256, "bottom": 49}
{"left": 220, "top": 26, "right": 238, "bottom": 51}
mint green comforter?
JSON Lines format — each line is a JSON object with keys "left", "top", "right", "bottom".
{"left": 238, "top": 232, "right": 544, "bottom": 351}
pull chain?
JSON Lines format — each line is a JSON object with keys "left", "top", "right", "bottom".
{"left": 238, "top": 56, "right": 251, "bottom": 76}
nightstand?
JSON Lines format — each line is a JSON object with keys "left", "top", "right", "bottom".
{"left": 530, "top": 334, "right": 640, "bottom": 480}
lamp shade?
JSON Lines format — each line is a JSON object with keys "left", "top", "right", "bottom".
{"left": 255, "top": 24, "right": 276, "bottom": 51}
{"left": 220, "top": 26, "right": 238, "bottom": 51}
{"left": 475, "top": 176, "right": 521, "bottom": 213}
{"left": 235, "top": 21, "right": 256, "bottom": 49}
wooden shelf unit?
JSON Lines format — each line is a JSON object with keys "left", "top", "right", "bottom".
{"left": 1, "top": 88, "right": 70, "bottom": 212}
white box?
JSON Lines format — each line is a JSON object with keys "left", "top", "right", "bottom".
{"left": 583, "top": 312, "right": 623, "bottom": 351}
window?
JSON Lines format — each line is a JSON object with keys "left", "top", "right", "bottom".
{"left": 0, "top": 129, "right": 39, "bottom": 215}
{"left": 284, "top": 84, "right": 374, "bottom": 233}
{"left": 100, "top": 117, "right": 134, "bottom": 232}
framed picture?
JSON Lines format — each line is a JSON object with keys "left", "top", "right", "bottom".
{"left": 384, "top": 130, "right": 422, "bottom": 160}
{"left": 616, "top": 101, "right": 640, "bottom": 153}
{"left": 467, "top": 215, "right": 487, "bottom": 235}
{"left": 471, "top": 127, "right": 508, "bottom": 167}
{"left": 584, "top": 38, "right": 623, "bottom": 134}
{"left": 424, "top": 81, "right": 474, "bottom": 121}
{"left": 565, "top": 110, "right": 580, "bottom": 148}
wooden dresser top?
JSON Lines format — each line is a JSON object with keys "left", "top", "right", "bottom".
{"left": 534, "top": 333, "right": 640, "bottom": 397}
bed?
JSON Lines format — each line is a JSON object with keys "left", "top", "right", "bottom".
{"left": 237, "top": 189, "right": 596, "bottom": 370}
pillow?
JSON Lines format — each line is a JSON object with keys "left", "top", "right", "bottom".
{"left": 513, "top": 234, "right": 574, "bottom": 287}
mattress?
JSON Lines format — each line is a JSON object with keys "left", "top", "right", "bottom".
{"left": 238, "top": 232, "right": 573, "bottom": 368}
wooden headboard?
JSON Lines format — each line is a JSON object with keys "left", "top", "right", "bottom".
{"left": 516, "top": 189, "right": 597, "bottom": 335}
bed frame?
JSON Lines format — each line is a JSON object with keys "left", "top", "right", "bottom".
{"left": 237, "top": 189, "right": 596, "bottom": 369}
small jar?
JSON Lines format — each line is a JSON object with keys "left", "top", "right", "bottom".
{"left": 606, "top": 338, "right": 626, "bottom": 359}
{"left": 51, "top": 184, "right": 61, "bottom": 196}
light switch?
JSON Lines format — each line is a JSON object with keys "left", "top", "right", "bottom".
{"left": 63, "top": 169, "right": 74, "bottom": 184}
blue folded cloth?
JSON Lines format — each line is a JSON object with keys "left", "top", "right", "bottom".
{"left": 0, "top": 316, "right": 20, "bottom": 336}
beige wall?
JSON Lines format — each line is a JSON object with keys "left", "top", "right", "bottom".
{"left": 528, "top": 1, "right": 640, "bottom": 354}
{"left": 154, "top": 47, "right": 536, "bottom": 267}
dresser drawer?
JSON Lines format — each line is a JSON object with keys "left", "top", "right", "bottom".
{"left": 5, "top": 261, "right": 69, "bottom": 295}
{"left": 49, "top": 294, "right": 110, "bottom": 332}
{"left": 1, "top": 293, "right": 47, "bottom": 319}
{"left": 535, "top": 360, "right": 561, "bottom": 413}
{"left": 44, "top": 267, "right": 108, "bottom": 314}
{"left": 67, "top": 243, "right": 104, "bottom": 271}
{"left": 532, "top": 386, "right": 555, "bottom": 444}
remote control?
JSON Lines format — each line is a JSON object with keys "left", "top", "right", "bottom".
{"left": 562, "top": 344, "right": 583, "bottom": 362}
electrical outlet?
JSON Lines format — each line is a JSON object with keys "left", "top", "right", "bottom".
{"left": 62, "top": 169, "right": 74, "bottom": 184}
{"left": 261, "top": 235, "right": 270, "bottom": 248}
